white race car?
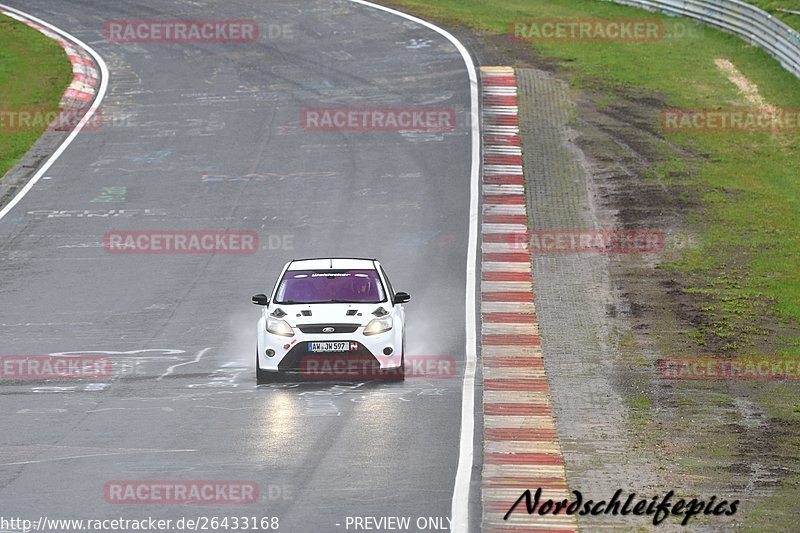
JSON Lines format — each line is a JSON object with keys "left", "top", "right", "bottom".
{"left": 252, "top": 258, "right": 410, "bottom": 383}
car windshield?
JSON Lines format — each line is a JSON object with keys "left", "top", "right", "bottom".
{"left": 275, "top": 269, "right": 386, "bottom": 304}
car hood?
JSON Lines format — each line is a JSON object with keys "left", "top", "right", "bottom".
{"left": 269, "top": 302, "right": 389, "bottom": 328}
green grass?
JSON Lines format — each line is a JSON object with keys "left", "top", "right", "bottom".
{"left": 0, "top": 13, "right": 73, "bottom": 178}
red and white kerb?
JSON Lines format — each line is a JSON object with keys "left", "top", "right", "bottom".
{"left": 480, "top": 66, "right": 575, "bottom": 532}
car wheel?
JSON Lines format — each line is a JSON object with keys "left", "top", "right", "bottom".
{"left": 256, "top": 346, "right": 275, "bottom": 384}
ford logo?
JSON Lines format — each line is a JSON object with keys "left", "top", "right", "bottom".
{"left": 322, "top": 327, "right": 335, "bottom": 333}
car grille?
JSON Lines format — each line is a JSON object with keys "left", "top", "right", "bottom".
{"left": 296, "top": 323, "right": 360, "bottom": 334}
{"left": 278, "top": 341, "right": 378, "bottom": 372}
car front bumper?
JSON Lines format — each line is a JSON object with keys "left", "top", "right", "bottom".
{"left": 256, "top": 320, "right": 402, "bottom": 376}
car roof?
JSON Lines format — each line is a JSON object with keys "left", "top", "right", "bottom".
{"left": 287, "top": 258, "right": 378, "bottom": 271}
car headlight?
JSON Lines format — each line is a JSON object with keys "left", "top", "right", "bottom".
{"left": 267, "top": 317, "right": 294, "bottom": 337}
{"left": 363, "top": 315, "right": 393, "bottom": 336}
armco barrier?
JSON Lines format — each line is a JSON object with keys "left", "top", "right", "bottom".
{"left": 605, "top": 0, "right": 800, "bottom": 79}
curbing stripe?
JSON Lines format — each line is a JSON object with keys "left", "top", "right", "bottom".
{"left": 484, "top": 194, "right": 525, "bottom": 204}
{"left": 482, "top": 323, "right": 539, "bottom": 336}
{"left": 481, "top": 301, "right": 536, "bottom": 314}
{"left": 483, "top": 214, "right": 527, "bottom": 224}
{"left": 482, "top": 335, "right": 541, "bottom": 346}
{"left": 481, "top": 291, "right": 534, "bottom": 302}
{"left": 482, "top": 271, "right": 532, "bottom": 282}
{"left": 480, "top": 67, "right": 574, "bottom": 532}
{"left": 481, "top": 281, "right": 532, "bottom": 292}
{"left": 483, "top": 204, "right": 527, "bottom": 215}
{"left": 482, "top": 252, "right": 530, "bottom": 262}
{"left": 482, "top": 262, "right": 533, "bottom": 273}
{"left": 482, "top": 313, "right": 538, "bottom": 323}
{"left": 484, "top": 175, "right": 524, "bottom": 185}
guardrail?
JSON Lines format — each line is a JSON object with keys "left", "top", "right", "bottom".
{"left": 606, "top": 0, "right": 800, "bottom": 79}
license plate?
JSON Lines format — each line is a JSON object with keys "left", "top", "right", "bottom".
{"left": 308, "top": 341, "right": 357, "bottom": 353}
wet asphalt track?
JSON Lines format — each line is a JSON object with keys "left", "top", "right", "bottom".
{"left": 0, "top": 1, "right": 478, "bottom": 531}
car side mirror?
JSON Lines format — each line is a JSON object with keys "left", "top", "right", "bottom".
{"left": 394, "top": 292, "right": 411, "bottom": 304}
{"left": 252, "top": 293, "right": 269, "bottom": 306}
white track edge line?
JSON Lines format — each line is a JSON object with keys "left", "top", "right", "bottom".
{"left": 0, "top": 3, "right": 109, "bottom": 222}
{"left": 345, "top": 2, "right": 480, "bottom": 532}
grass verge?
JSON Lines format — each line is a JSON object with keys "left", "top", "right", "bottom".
{"left": 0, "top": 13, "right": 73, "bottom": 178}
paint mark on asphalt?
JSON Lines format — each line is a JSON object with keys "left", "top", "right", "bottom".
{"left": 158, "top": 347, "right": 212, "bottom": 381}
